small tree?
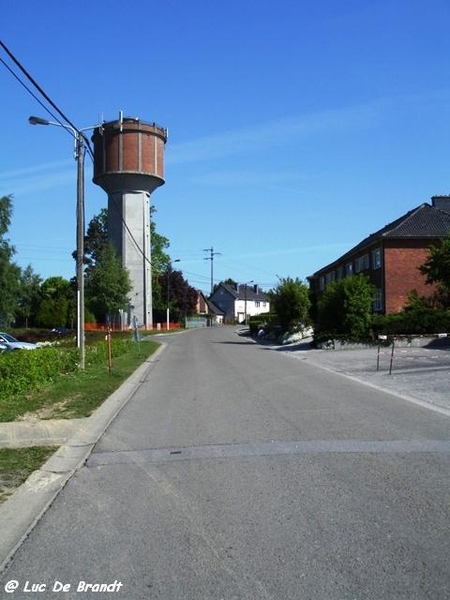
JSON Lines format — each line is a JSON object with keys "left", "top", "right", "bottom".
{"left": 37, "top": 276, "right": 73, "bottom": 328}
{"left": 15, "top": 265, "right": 42, "bottom": 328}
{"left": 160, "top": 269, "right": 198, "bottom": 321}
{"left": 317, "top": 275, "right": 375, "bottom": 340}
{"left": 270, "top": 277, "right": 311, "bottom": 332}
{"left": 213, "top": 278, "right": 237, "bottom": 294}
{"left": 418, "top": 235, "right": 450, "bottom": 308}
{"left": 0, "top": 195, "right": 20, "bottom": 325}
{"left": 83, "top": 208, "right": 108, "bottom": 266}
{"left": 85, "top": 243, "right": 132, "bottom": 323}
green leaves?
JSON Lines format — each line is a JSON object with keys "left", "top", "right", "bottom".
{"left": 0, "top": 195, "right": 19, "bottom": 326}
{"left": 419, "top": 235, "right": 450, "bottom": 308}
{"left": 85, "top": 243, "right": 132, "bottom": 321}
{"left": 270, "top": 277, "right": 311, "bottom": 332}
{"left": 317, "top": 275, "right": 375, "bottom": 340}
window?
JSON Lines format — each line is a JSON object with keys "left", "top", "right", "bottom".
{"left": 336, "top": 266, "right": 343, "bottom": 280}
{"left": 325, "top": 271, "right": 335, "bottom": 285}
{"left": 355, "top": 254, "right": 369, "bottom": 273}
{"left": 319, "top": 276, "right": 325, "bottom": 291}
{"left": 372, "top": 247, "right": 382, "bottom": 269}
{"left": 345, "top": 262, "right": 353, "bottom": 276}
{"left": 373, "top": 288, "right": 383, "bottom": 312}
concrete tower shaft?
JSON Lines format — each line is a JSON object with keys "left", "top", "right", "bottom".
{"left": 92, "top": 116, "right": 167, "bottom": 329}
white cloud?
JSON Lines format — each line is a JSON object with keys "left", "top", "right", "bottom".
{"left": 226, "top": 242, "right": 352, "bottom": 260}
{"left": 0, "top": 160, "right": 75, "bottom": 195}
{"left": 167, "top": 100, "right": 384, "bottom": 165}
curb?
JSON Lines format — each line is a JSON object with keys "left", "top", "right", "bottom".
{"left": 0, "top": 343, "right": 166, "bottom": 573}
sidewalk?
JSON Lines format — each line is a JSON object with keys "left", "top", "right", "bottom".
{"left": 0, "top": 418, "right": 87, "bottom": 449}
{"left": 266, "top": 338, "right": 450, "bottom": 416}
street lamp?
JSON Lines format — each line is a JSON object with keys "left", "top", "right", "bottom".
{"left": 244, "top": 280, "right": 254, "bottom": 325}
{"left": 166, "top": 259, "right": 180, "bottom": 330}
{"left": 29, "top": 116, "right": 94, "bottom": 369}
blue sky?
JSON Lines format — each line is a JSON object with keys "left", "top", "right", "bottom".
{"left": 1, "top": 0, "right": 450, "bottom": 294}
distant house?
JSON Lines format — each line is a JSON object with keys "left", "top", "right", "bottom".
{"left": 309, "top": 195, "right": 450, "bottom": 314}
{"left": 208, "top": 283, "right": 270, "bottom": 323}
{"left": 195, "top": 290, "right": 225, "bottom": 325}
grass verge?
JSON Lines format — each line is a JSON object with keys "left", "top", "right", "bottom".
{"left": 0, "top": 446, "right": 57, "bottom": 503}
{"left": 0, "top": 338, "right": 160, "bottom": 503}
{"left": 0, "top": 339, "right": 160, "bottom": 422}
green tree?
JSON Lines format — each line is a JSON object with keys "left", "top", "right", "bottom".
{"left": 83, "top": 206, "right": 170, "bottom": 312}
{"left": 85, "top": 243, "right": 132, "bottom": 323}
{"left": 15, "top": 265, "right": 42, "bottom": 328}
{"left": 270, "top": 277, "right": 311, "bottom": 332}
{"left": 418, "top": 235, "right": 450, "bottom": 308}
{"left": 83, "top": 208, "right": 108, "bottom": 266}
{"left": 212, "top": 278, "right": 237, "bottom": 294}
{"left": 316, "top": 275, "right": 375, "bottom": 340}
{"left": 159, "top": 269, "right": 198, "bottom": 321}
{"left": 0, "top": 195, "right": 20, "bottom": 326}
{"left": 150, "top": 206, "right": 171, "bottom": 310}
{"left": 37, "top": 276, "right": 73, "bottom": 328}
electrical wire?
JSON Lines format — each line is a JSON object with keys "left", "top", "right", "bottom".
{"left": 108, "top": 193, "right": 163, "bottom": 273}
{"left": 0, "top": 40, "right": 180, "bottom": 289}
{"left": 0, "top": 40, "right": 96, "bottom": 161}
{"left": 2, "top": 40, "right": 79, "bottom": 136}
{"left": 0, "top": 57, "right": 71, "bottom": 137}
{"left": 1, "top": 40, "right": 232, "bottom": 293}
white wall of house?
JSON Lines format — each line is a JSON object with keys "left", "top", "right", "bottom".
{"left": 235, "top": 299, "right": 270, "bottom": 321}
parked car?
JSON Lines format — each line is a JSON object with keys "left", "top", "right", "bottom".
{"left": 51, "top": 327, "right": 73, "bottom": 335}
{"left": 0, "top": 332, "right": 38, "bottom": 351}
{"left": 0, "top": 341, "right": 8, "bottom": 353}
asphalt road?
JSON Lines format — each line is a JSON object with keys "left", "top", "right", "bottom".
{"left": 1, "top": 327, "right": 449, "bottom": 599}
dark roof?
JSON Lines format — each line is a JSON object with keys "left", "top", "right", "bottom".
{"left": 220, "top": 283, "right": 268, "bottom": 301}
{"left": 206, "top": 300, "right": 225, "bottom": 316}
{"left": 313, "top": 203, "right": 450, "bottom": 275}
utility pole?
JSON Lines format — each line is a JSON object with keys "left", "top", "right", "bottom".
{"left": 29, "top": 116, "right": 90, "bottom": 370}
{"left": 75, "top": 132, "right": 85, "bottom": 369}
{"left": 203, "top": 246, "right": 221, "bottom": 295}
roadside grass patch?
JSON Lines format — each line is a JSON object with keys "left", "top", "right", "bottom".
{"left": 0, "top": 338, "right": 160, "bottom": 503}
{"left": 0, "top": 339, "right": 160, "bottom": 422}
{"left": 0, "top": 446, "right": 57, "bottom": 503}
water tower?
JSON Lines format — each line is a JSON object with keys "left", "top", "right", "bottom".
{"left": 92, "top": 113, "right": 168, "bottom": 329}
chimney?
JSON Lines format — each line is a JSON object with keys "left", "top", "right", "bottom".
{"left": 431, "top": 195, "right": 450, "bottom": 214}
{"left": 253, "top": 284, "right": 259, "bottom": 294}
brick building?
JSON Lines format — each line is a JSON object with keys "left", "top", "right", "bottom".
{"left": 309, "top": 196, "right": 450, "bottom": 314}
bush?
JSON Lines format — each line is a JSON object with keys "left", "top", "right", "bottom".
{"left": 316, "top": 275, "right": 374, "bottom": 341}
{"left": 248, "top": 313, "right": 278, "bottom": 334}
{"left": 371, "top": 309, "right": 450, "bottom": 336}
{"left": 270, "top": 278, "right": 311, "bottom": 333}
{"left": 0, "top": 338, "right": 136, "bottom": 402}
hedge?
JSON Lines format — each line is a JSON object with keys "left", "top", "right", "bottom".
{"left": 0, "top": 338, "right": 136, "bottom": 402}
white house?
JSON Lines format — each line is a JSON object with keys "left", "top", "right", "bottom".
{"left": 208, "top": 283, "right": 270, "bottom": 323}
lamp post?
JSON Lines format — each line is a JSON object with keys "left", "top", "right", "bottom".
{"left": 166, "top": 259, "right": 180, "bottom": 331}
{"left": 244, "top": 280, "right": 254, "bottom": 325}
{"left": 29, "top": 116, "right": 95, "bottom": 370}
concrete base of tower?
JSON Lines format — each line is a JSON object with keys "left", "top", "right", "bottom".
{"left": 107, "top": 189, "right": 153, "bottom": 330}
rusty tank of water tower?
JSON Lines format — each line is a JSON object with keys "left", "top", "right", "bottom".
{"left": 92, "top": 117, "right": 167, "bottom": 194}
{"left": 91, "top": 116, "right": 168, "bottom": 330}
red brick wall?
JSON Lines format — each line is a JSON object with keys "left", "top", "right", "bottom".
{"left": 93, "top": 120, "right": 166, "bottom": 178}
{"left": 384, "top": 240, "right": 438, "bottom": 313}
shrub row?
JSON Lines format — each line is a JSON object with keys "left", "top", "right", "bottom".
{"left": 0, "top": 338, "right": 136, "bottom": 401}
{"left": 248, "top": 313, "right": 279, "bottom": 334}
{"left": 371, "top": 309, "right": 450, "bottom": 336}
